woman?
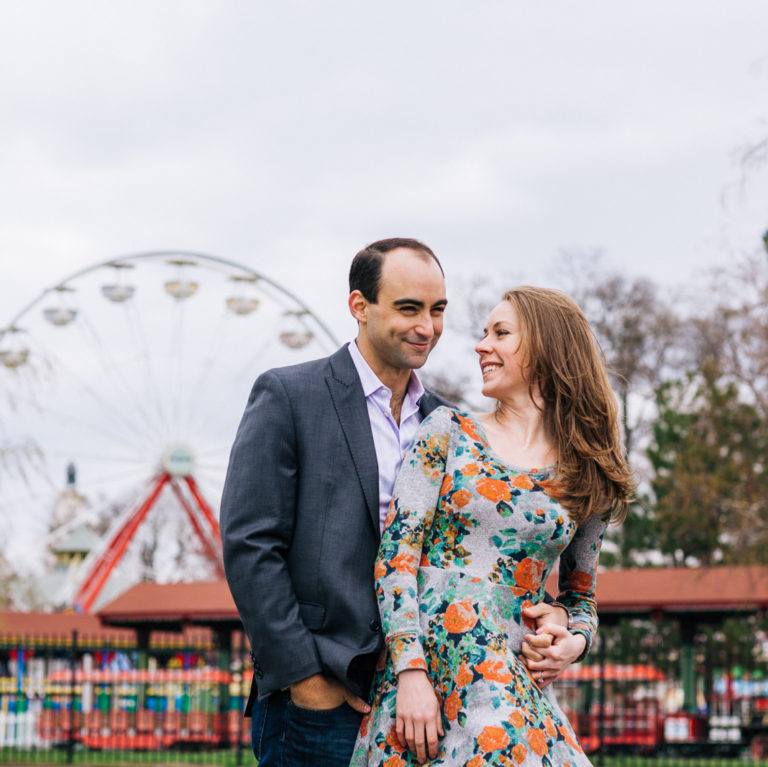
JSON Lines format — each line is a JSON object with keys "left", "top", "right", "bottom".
{"left": 350, "top": 286, "right": 633, "bottom": 766}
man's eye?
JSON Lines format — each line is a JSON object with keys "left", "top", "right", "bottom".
{"left": 400, "top": 307, "right": 418, "bottom": 314}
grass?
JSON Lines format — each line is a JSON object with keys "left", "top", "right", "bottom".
{"left": 1, "top": 751, "right": 766, "bottom": 766}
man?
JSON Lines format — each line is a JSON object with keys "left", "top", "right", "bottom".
{"left": 221, "top": 238, "right": 567, "bottom": 766}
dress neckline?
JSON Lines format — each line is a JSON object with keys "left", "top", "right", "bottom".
{"left": 466, "top": 411, "right": 555, "bottom": 478}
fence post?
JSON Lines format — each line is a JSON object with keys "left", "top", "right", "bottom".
{"left": 236, "top": 631, "right": 245, "bottom": 766}
{"left": 597, "top": 632, "right": 606, "bottom": 767}
{"left": 67, "top": 630, "right": 78, "bottom": 764}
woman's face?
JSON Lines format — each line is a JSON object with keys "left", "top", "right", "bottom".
{"left": 475, "top": 300, "right": 528, "bottom": 399}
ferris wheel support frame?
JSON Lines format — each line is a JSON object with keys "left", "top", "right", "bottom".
{"left": 74, "top": 473, "right": 170, "bottom": 612}
{"left": 74, "top": 470, "right": 224, "bottom": 612}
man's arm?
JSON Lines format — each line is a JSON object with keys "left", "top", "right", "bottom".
{"left": 220, "top": 371, "right": 322, "bottom": 696}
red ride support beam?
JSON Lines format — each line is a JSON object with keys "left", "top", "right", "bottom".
{"left": 76, "top": 473, "right": 170, "bottom": 612}
{"left": 169, "top": 478, "right": 224, "bottom": 576}
{"left": 184, "top": 475, "right": 221, "bottom": 540}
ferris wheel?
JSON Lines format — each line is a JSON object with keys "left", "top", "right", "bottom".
{"left": 0, "top": 251, "right": 339, "bottom": 611}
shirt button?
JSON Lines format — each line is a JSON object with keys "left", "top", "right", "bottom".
{"left": 369, "top": 618, "right": 381, "bottom": 632}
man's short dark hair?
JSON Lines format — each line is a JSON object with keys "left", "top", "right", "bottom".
{"left": 349, "top": 238, "right": 443, "bottom": 303}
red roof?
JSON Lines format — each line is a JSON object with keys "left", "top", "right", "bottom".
{"left": 545, "top": 564, "right": 768, "bottom": 614}
{"left": 94, "top": 566, "right": 768, "bottom": 629}
{"left": 98, "top": 580, "right": 237, "bottom": 625}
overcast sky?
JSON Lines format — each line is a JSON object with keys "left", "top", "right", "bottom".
{"left": 2, "top": 2, "right": 767, "bottom": 339}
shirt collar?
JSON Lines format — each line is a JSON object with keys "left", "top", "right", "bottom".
{"left": 347, "top": 340, "right": 425, "bottom": 406}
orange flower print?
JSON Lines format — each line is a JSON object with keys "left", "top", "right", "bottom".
{"left": 476, "top": 477, "right": 512, "bottom": 504}
{"left": 455, "top": 662, "right": 473, "bottom": 687}
{"left": 559, "top": 724, "right": 581, "bottom": 749}
{"left": 440, "top": 474, "right": 453, "bottom": 495}
{"left": 508, "top": 710, "right": 525, "bottom": 729}
{"left": 462, "top": 462, "right": 480, "bottom": 476}
{"left": 383, "top": 502, "right": 397, "bottom": 529}
{"left": 467, "top": 757, "right": 485, "bottom": 767}
{"left": 452, "top": 488, "right": 472, "bottom": 508}
{"left": 359, "top": 713, "right": 370, "bottom": 737}
{"left": 456, "top": 413, "right": 482, "bottom": 441}
{"left": 568, "top": 569, "right": 594, "bottom": 592}
{"left": 444, "top": 690, "right": 462, "bottom": 721}
{"left": 477, "top": 725, "right": 510, "bottom": 752}
{"left": 374, "top": 559, "right": 387, "bottom": 580}
{"left": 512, "top": 742, "right": 528, "bottom": 764}
{"left": 515, "top": 558, "right": 544, "bottom": 591}
{"left": 384, "top": 757, "right": 406, "bottom": 767}
{"left": 390, "top": 552, "right": 417, "bottom": 575}
{"left": 444, "top": 600, "right": 478, "bottom": 634}
{"left": 544, "top": 716, "right": 557, "bottom": 738}
{"left": 476, "top": 659, "right": 513, "bottom": 683}
{"left": 385, "top": 725, "right": 403, "bottom": 750}
{"left": 407, "top": 657, "right": 427, "bottom": 670}
{"left": 527, "top": 727, "right": 549, "bottom": 756}
{"left": 511, "top": 473, "right": 535, "bottom": 490}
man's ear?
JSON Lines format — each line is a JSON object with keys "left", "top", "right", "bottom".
{"left": 348, "top": 290, "right": 369, "bottom": 323}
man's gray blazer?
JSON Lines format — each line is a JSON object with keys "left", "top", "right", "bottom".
{"left": 220, "top": 345, "right": 447, "bottom": 712}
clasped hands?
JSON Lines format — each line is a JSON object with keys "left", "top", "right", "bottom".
{"left": 519, "top": 602, "right": 586, "bottom": 688}
{"left": 395, "top": 602, "right": 585, "bottom": 762}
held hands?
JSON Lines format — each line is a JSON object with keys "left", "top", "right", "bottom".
{"left": 289, "top": 674, "right": 371, "bottom": 714}
{"left": 519, "top": 603, "right": 586, "bottom": 688}
{"left": 395, "top": 669, "right": 444, "bottom": 763}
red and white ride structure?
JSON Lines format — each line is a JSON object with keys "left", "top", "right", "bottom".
{"left": 0, "top": 251, "right": 338, "bottom": 611}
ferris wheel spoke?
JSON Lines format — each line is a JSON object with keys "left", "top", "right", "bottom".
{"left": 229, "top": 314, "right": 282, "bottom": 383}
{"left": 24, "top": 333, "right": 157, "bottom": 453}
{"left": 7, "top": 386, "right": 151, "bottom": 458}
{"left": 44, "top": 449, "right": 154, "bottom": 467}
{"left": 77, "top": 310, "right": 166, "bottom": 444}
{"left": 166, "top": 298, "right": 190, "bottom": 441}
{"left": 80, "top": 464, "right": 155, "bottom": 490}
{"left": 74, "top": 309, "right": 167, "bottom": 446}
{"left": 122, "top": 300, "right": 174, "bottom": 442}
{"left": 186, "top": 327, "right": 280, "bottom": 441}
{"left": 177, "top": 310, "right": 229, "bottom": 442}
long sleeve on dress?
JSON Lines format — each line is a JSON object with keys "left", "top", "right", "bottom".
{"left": 374, "top": 406, "right": 452, "bottom": 675}
{"left": 557, "top": 512, "right": 608, "bottom": 656}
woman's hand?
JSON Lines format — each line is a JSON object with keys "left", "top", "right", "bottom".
{"left": 522, "top": 624, "right": 586, "bottom": 687}
{"left": 396, "top": 669, "right": 444, "bottom": 762}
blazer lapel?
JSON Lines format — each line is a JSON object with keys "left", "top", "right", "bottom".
{"left": 419, "top": 390, "right": 449, "bottom": 419}
{"left": 326, "top": 347, "right": 380, "bottom": 535}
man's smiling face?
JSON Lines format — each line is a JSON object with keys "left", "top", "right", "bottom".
{"left": 359, "top": 247, "right": 447, "bottom": 371}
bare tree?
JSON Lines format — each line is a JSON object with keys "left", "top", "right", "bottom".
{"left": 557, "top": 252, "right": 682, "bottom": 459}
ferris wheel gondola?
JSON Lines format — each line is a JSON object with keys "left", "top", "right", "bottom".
{"left": 0, "top": 251, "right": 339, "bottom": 611}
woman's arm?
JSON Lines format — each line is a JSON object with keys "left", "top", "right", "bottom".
{"left": 375, "top": 406, "right": 452, "bottom": 761}
{"left": 376, "top": 406, "right": 452, "bottom": 672}
{"left": 521, "top": 513, "right": 608, "bottom": 685}
{"left": 556, "top": 513, "right": 608, "bottom": 655}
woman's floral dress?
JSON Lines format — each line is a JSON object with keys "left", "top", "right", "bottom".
{"left": 350, "top": 406, "right": 607, "bottom": 767}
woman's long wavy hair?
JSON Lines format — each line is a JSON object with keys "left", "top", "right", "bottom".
{"left": 501, "top": 286, "right": 634, "bottom": 525}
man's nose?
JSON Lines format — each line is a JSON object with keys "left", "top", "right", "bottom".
{"left": 414, "top": 313, "right": 435, "bottom": 339}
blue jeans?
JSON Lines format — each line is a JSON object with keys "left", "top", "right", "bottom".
{"left": 251, "top": 690, "right": 363, "bottom": 767}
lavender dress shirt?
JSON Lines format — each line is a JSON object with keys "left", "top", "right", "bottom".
{"left": 347, "top": 341, "right": 425, "bottom": 533}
